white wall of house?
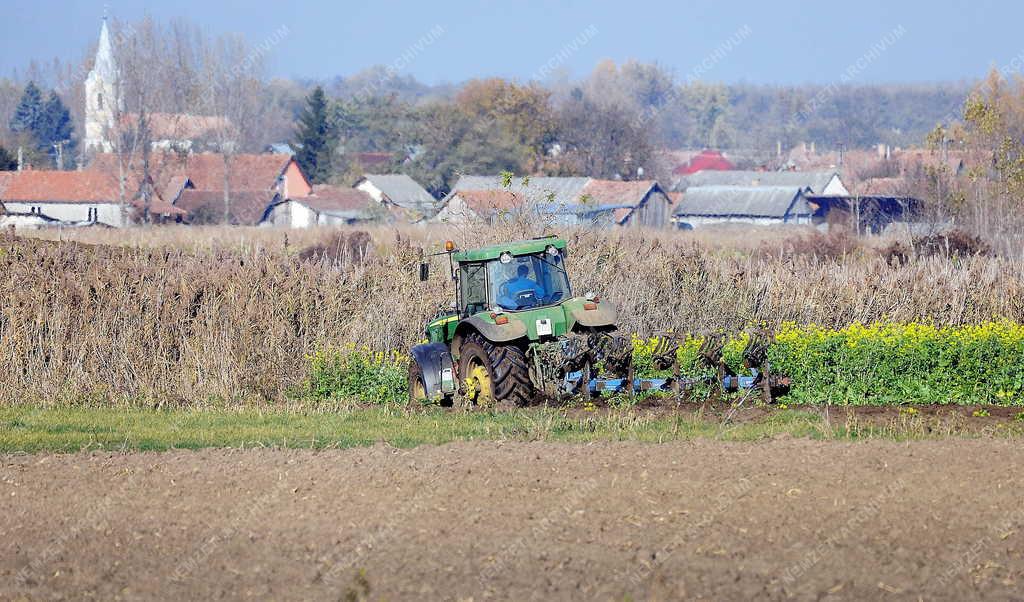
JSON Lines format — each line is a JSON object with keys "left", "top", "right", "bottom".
{"left": 2, "top": 201, "right": 126, "bottom": 227}
{"left": 355, "top": 180, "right": 385, "bottom": 203}
{"left": 290, "top": 202, "right": 317, "bottom": 228}
{"left": 262, "top": 201, "right": 360, "bottom": 228}
{"left": 263, "top": 200, "right": 316, "bottom": 228}
{"left": 0, "top": 214, "right": 59, "bottom": 229}
{"left": 673, "top": 215, "right": 812, "bottom": 228}
{"left": 822, "top": 175, "right": 849, "bottom": 196}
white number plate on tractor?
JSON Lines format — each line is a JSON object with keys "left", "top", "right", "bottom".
{"left": 536, "top": 318, "right": 552, "bottom": 336}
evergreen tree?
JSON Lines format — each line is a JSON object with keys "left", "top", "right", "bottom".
{"left": 39, "top": 91, "right": 76, "bottom": 169}
{"left": 9, "top": 81, "right": 44, "bottom": 143}
{"left": 293, "top": 86, "right": 336, "bottom": 183}
{"left": 0, "top": 145, "right": 16, "bottom": 171}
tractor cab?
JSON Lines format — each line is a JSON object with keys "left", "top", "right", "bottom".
{"left": 454, "top": 238, "right": 571, "bottom": 315}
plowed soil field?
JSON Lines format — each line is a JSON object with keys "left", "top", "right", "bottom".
{"left": 3, "top": 439, "right": 1022, "bottom": 600}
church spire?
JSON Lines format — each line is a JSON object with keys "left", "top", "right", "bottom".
{"left": 93, "top": 17, "right": 117, "bottom": 81}
{"left": 84, "top": 16, "right": 120, "bottom": 153}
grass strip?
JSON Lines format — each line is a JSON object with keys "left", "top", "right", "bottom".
{"left": 4, "top": 405, "right": 1024, "bottom": 453}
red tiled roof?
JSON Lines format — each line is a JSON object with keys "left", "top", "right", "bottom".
{"left": 176, "top": 189, "right": 279, "bottom": 225}
{"left": 612, "top": 207, "right": 633, "bottom": 224}
{"left": 0, "top": 170, "right": 120, "bottom": 203}
{"left": 858, "top": 177, "right": 910, "bottom": 196}
{"left": 350, "top": 152, "right": 394, "bottom": 168}
{"left": 121, "top": 112, "right": 231, "bottom": 142}
{"left": 452, "top": 189, "right": 527, "bottom": 215}
{"left": 895, "top": 149, "right": 964, "bottom": 174}
{"left": 88, "top": 152, "right": 295, "bottom": 196}
{"left": 129, "top": 198, "right": 188, "bottom": 217}
{"left": 296, "top": 185, "right": 374, "bottom": 213}
{"left": 580, "top": 179, "right": 656, "bottom": 206}
{"left": 673, "top": 150, "right": 735, "bottom": 175}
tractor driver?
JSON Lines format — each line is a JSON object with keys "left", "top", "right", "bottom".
{"left": 499, "top": 263, "right": 546, "bottom": 309}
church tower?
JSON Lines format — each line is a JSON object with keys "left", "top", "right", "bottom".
{"left": 84, "top": 18, "right": 120, "bottom": 153}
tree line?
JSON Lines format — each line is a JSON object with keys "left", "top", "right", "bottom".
{"left": 0, "top": 16, "right": 971, "bottom": 197}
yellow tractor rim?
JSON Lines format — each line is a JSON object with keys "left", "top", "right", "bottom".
{"left": 465, "top": 363, "right": 493, "bottom": 405}
{"left": 411, "top": 376, "right": 427, "bottom": 401}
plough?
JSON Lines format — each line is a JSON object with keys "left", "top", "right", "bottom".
{"left": 552, "top": 329, "right": 790, "bottom": 403}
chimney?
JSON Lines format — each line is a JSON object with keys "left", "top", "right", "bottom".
{"left": 776, "top": 140, "right": 782, "bottom": 157}
{"left": 802, "top": 141, "right": 808, "bottom": 153}
{"left": 810, "top": 141, "right": 816, "bottom": 154}
{"left": 877, "top": 143, "right": 886, "bottom": 158}
{"left": 17, "top": 146, "right": 23, "bottom": 171}
{"left": 885, "top": 145, "right": 891, "bottom": 160}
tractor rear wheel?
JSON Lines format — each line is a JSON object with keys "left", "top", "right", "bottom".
{"left": 458, "top": 332, "right": 533, "bottom": 409}
{"left": 408, "top": 360, "right": 429, "bottom": 406}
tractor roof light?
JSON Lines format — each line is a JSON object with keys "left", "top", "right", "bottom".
{"left": 499, "top": 251, "right": 513, "bottom": 264}
{"left": 545, "top": 244, "right": 560, "bottom": 256}
{"left": 444, "top": 240, "right": 456, "bottom": 252}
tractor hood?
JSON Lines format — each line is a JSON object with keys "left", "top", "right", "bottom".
{"left": 463, "top": 297, "right": 617, "bottom": 343}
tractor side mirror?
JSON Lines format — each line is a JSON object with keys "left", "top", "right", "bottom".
{"left": 419, "top": 262, "right": 429, "bottom": 281}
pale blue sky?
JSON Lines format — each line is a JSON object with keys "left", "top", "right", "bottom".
{"left": 1, "top": 0, "right": 1018, "bottom": 85}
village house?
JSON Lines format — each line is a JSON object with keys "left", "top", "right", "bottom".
{"left": 0, "top": 169, "right": 186, "bottom": 227}
{"left": 803, "top": 176, "right": 922, "bottom": 234}
{"left": 579, "top": 179, "right": 673, "bottom": 228}
{"left": 672, "top": 170, "right": 849, "bottom": 197}
{"left": 448, "top": 175, "right": 591, "bottom": 207}
{"left": 673, "top": 186, "right": 813, "bottom": 228}
{"left": 354, "top": 173, "right": 436, "bottom": 221}
{"left": 86, "top": 152, "right": 311, "bottom": 225}
{"left": 262, "top": 186, "right": 381, "bottom": 228}
{"left": 440, "top": 175, "right": 673, "bottom": 228}
{"left": 431, "top": 189, "right": 528, "bottom": 224}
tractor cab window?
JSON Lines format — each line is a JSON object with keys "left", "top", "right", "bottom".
{"left": 488, "top": 252, "right": 571, "bottom": 311}
{"left": 459, "top": 263, "right": 488, "bottom": 316}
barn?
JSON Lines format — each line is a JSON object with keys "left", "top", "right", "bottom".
{"left": 673, "top": 186, "right": 814, "bottom": 228}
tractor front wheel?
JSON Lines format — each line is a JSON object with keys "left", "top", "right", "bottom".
{"left": 458, "top": 333, "right": 532, "bottom": 410}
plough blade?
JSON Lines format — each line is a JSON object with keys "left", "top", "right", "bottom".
{"left": 566, "top": 372, "right": 780, "bottom": 397}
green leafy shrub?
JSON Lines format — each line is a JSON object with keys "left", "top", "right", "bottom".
{"left": 307, "top": 345, "right": 408, "bottom": 404}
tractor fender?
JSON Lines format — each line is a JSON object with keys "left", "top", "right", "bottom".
{"left": 452, "top": 317, "right": 528, "bottom": 359}
{"left": 410, "top": 343, "right": 456, "bottom": 399}
{"left": 569, "top": 302, "right": 618, "bottom": 328}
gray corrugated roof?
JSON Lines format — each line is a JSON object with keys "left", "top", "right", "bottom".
{"left": 673, "top": 186, "right": 811, "bottom": 218}
{"left": 449, "top": 175, "right": 592, "bottom": 205}
{"left": 672, "top": 170, "right": 838, "bottom": 195}
{"left": 361, "top": 173, "right": 435, "bottom": 210}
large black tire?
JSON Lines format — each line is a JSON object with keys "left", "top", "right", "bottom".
{"left": 408, "top": 360, "right": 428, "bottom": 406}
{"left": 458, "top": 332, "right": 533, "bottom": 409}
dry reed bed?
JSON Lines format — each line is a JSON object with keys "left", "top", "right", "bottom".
{"left": 4, "top": 227, "right": 1023, "bottom": 405}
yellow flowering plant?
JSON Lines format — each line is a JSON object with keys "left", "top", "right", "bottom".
{"left": 306, "top": 343, "right": 409, "bottom": 403}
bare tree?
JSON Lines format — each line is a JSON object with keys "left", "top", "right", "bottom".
{"left": 198, "top": 34, "right": 268, "bottom": 223}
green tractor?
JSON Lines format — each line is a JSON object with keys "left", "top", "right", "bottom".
{"left": 408, "top": 235, "right": 632, "bottom": 408}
